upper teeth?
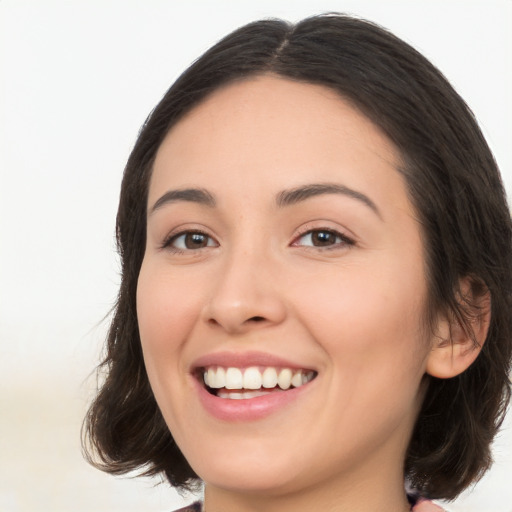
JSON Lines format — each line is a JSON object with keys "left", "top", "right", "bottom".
{"left": 203, "top": 366, "right": 315, "bottom": 390}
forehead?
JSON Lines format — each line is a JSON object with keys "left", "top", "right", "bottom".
{"left": 150, "top": 75, "right": 410, "bottom": 216}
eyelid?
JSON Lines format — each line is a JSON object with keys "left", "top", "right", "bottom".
{"left": 161, "top": 227, "right": 219, "bottom": 252}
{"left": 158, "top": 223, "right": 355, "bottom": 253}
{"left": 291, "top": 224, "right": 356, "bottom": 249}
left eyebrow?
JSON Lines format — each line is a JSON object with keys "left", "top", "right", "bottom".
{"left": 276, "top": 182, "right": 381, "bottom": 219}
{"left": 149, "top": 187, "right": 216, "bottom": 215}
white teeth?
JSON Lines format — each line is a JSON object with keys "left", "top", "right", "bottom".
{"left": 278, "top": 368, "right": 292, "bottom": 390}
{"left": 219, "top": 391, "right": 245, "bottom": 400}
{"left": 217, "top": 389, "right": 271, "bottom": 399}
{"left": 209, "top": 366, "right": 225, "bottom": 388}
{"left": 202, "top": 366, "right": 316, "bottom": 393}
{"left": 225, "top": 367, "right": 243, "bottom": 389}
{"left": 291, "top": 371, "right": 303, "bottom": 388}
{"left": 262, "top": 367, "right": 278, "bottom": 388}
{"left": 243, "top": 367, "right": 262, "bottom": 389}
{"left": 207, "top": 367, "right": 216, "bottom": 388}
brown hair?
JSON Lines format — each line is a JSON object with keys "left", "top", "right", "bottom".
{"left": 83, "top": 13, "right": 512, "bottom": 500}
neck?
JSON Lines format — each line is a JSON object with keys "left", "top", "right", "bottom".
{"left": 203, "top": 460, "right": 411, "bottom": 512}
{"left": 202, "top": 397, "right": 421, "bottom": 512}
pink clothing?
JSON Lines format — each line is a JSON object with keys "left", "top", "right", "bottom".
{"left": 412, "top": 498, "right": 446, "bottom": 511}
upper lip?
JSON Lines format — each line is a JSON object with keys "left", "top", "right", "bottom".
{"left": 191, "top": 350, "right": 316, "bottom": 372}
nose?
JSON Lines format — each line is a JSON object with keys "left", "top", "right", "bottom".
{"left": 202, "top": 249, "right": 287, "bottom": 335}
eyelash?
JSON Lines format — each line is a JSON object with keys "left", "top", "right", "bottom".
{"left": 291, "top": 227, "right": 355, "bottom": 250}
{"left": 161, "top": 227, "right": 354, "bottom": 254}
{"left": 161, "top": 230, "right": 217, "bottom": 254}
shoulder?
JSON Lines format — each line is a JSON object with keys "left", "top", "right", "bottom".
{"left": 172, "top": 499, "right": 447, "bottom": 511}
{"left": 172, "top": 502, "right": 203, "bottom": 512}
{"left": 171, "top": 498, "right": 447, "bottom": 511}
{"left": 411, "top": 498, "right": 447, "bottom": 511}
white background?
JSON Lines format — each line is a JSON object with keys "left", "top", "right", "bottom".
{"left": 1, "top": 1, "right": 511, "bottom": 511}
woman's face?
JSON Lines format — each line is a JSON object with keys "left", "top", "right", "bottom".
{"left": 137, "top": 76, "right": 434, "bottom": 496}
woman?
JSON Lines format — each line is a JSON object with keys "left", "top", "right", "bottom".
{"left": 83, "top": 14, "right": 512, "bottom": 512}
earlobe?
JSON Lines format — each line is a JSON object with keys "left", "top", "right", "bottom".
{"left": 426, "top": 277, "right": 491, "bottom": 379}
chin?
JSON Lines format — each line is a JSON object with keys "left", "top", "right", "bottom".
{"left": 189, "top": 446, "right": 308, "bottom": 495}
{"left": 202, "top": 469, "right": 304, "bottom": 496}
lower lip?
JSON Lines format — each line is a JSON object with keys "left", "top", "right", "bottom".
{"left": 195, "top": 379, "right": 314, "bottom": 422}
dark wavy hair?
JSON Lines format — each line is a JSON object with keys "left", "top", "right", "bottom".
{"left": 82, "top": 13, "right": 512, "bottom": 500}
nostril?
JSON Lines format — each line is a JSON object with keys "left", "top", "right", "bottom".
{"left": 205, "top": 315, "right": 267, "bottom": 330}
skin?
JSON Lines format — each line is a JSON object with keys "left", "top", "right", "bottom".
{"left": 136, "top": 76, "right": 445, "bottom": 512}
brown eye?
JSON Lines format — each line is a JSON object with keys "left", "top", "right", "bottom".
{"left": 294, "top": 229, "right": 354, "bottom": 249}
{"left": 168, "top": 231, "right": 217, "bottom": 250}
{"left": 310, "top": 231, "right": 338, "bottom": 246}
{"left": 184, "top": 233, "right": 209, "bottom": 249}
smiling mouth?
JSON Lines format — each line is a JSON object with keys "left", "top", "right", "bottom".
{"left": 199, "top": 366, "right": 317, "bottom": 399}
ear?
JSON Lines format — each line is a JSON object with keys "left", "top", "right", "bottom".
{"left": 426, "top": 277, "right": 491, "bottom": 379}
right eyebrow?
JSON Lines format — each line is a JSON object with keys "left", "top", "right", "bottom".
{"left": 276, "top": 182, "right": 382, "bottom": 219}
{"left": 149, "top": 188, "right": 216, "bottom": 215}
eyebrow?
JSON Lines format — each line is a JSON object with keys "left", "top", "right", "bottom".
{"left": 276, "top": 183, "right": 381, "bottom": 218}
{"left": 150, "top": 188, "right": 216, "bottom": 214}
{"left": 149, "top": 182, "right": 381, "bottom": 218}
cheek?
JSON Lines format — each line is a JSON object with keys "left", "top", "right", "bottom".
{"left": 293, "top": 260, "right": 430, "bottom": 374}
{"left": 136, "top": 263, "right": 201, "bottom": 371}
{"left": 136, "top": 262, "right": 206, "bottom": 438}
